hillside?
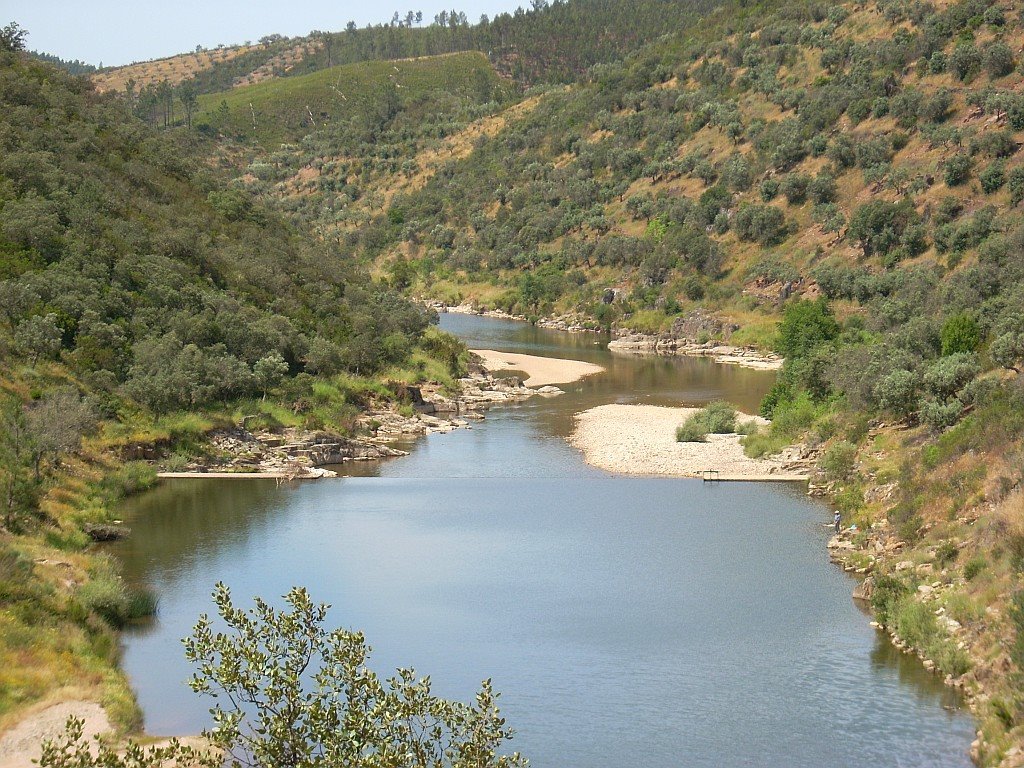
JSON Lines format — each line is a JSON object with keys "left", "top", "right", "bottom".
{"left": 91, "top": 44, "right": 259, "bottom": 92}
{"left": 194, "top": 51, "right": 508, "bottom": 146}
{"left": 90, "top": 0, "right": 727, "bottom": 110}
{"left": 0, "top": 49, "right": 463, "bottom": 727}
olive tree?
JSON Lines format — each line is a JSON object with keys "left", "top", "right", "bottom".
{"left": 43, "top": 584, "right": 525, "bottom": 768}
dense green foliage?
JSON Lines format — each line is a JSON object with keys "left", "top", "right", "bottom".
{"left": 0, "top": 53, "right": 432, "bottom": 416}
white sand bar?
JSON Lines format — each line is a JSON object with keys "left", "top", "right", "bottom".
{"left": 569, "top": 403, "right": 808, "bottom": 480}
{"left": 471, "top": 349, "right": 604, "bottom": 387}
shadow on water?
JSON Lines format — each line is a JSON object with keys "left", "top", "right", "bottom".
{"left": 108, "top": 314, "right": 974, "bottom": 767}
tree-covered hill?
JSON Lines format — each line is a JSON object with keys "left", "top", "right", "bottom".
{"left": 91, "top": 0, "right": 728, "bottom": 108}
{"left": 0, "top": 53, "right": 435, "bottom": 413}
{"left": 194, "top": 51, "right": 509, "bottom": 146}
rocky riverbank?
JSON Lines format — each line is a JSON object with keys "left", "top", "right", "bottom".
{"left": 156, "top": 355, "right": 581, "bottom": 480}
{"left": 607, "top": 334, "right": 784, "bottom": 370}
{"left": 434, "top": 302, "right": 604, "bottom": 334}
{"left": 819, "top": 461, "right": 1019, "bottom": 766}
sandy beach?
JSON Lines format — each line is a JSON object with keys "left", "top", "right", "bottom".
{"left": 568, "top": 403, "right": 808, "bottom": 479}
{"left": 470, "top": 349, "right": 604, "bottom": 387}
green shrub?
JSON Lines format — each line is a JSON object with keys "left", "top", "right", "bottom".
{"left": 940, "top": 314, "right": 981, "bottom": 356}
{"left": 775, "top": 300, "right": 840, "bottom": 360}
{"left": 821, "top": 441, "right": 857, "bottom": 480}
{"left": 676, "top": 401, "right": 737, "bottom": 442}
{"left": 676, "top": 420, "right": 708, "bottom": 442}
{"left": 980, "top": 160, "right": 1006, "bottom": 193}
{"left": 936, "top": 540, "right": 959, "bottom": 565}
{"left": 1009, "top": 167, "right": 1024, "bottom": 205}
{"left": 943, "top": 153, "right": 973, "bottom": 186}
{"left": 963, "top": 555, "right": 986, "bottom": 580}
{"left": 100, "top": 461, "right": 158, "bottom": 499}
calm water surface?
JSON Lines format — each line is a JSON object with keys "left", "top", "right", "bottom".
{"left": 110, "top": 314, "right": 973, "bottom": 767}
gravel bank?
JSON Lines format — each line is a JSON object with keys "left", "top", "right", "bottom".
{"left": 568, "top": 404, "right": 807, "bottom": 479}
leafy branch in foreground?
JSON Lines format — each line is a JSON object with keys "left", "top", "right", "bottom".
{"left": 42, "top": 584, "right": 525, "bottom": 768}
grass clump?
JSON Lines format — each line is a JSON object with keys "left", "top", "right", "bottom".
{"left": 77, "top": 564, "right": 158, "bottom": 628}
{"left": 676, "top": 401, "right": 737, "bottom": 442}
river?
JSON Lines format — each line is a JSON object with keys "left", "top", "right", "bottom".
{"left": 108, "top": 313, "right": 974, "bottom": 767}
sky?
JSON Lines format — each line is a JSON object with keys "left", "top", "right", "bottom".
{"left": 6, "top": 1, "right": 524, "bottom": 67}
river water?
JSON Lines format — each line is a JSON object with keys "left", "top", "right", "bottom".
{"left": 109, "top": 313, "right": 973, "bottom": 767}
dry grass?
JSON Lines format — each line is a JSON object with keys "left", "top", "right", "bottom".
{"left": 92, "top": 46, "right": 257, "bottom": 93}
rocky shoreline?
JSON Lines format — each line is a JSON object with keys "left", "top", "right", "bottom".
{"left": 155, "top": 360, "right": 564, "bottom": 480}
{"left": 606, "top": 334, "right": 784, "bottom": 370}
{"left": 824, "top": 507, "right": 993, "bottom": 765}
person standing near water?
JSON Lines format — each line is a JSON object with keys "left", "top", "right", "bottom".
{"left": 833, "top": 510, "right": 841, "bottom": 533}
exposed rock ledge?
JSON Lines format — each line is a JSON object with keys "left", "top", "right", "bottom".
{"left": 607, "top": 334, "right": 784, "bottom": 371}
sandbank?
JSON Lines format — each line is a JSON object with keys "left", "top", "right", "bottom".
{"left": 568, "top": 403, "right": 808, "bottom": 480}
{"left": 470, "top": 349, "right": 604, "bottom": 387}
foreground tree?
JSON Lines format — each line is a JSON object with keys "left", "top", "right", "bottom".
{"left": 42, "top": 584, "right": 525, "bottom": 768}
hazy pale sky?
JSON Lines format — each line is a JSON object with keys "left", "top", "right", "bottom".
{"left": 8, "top": 1, "right": 524, "bottom": 67}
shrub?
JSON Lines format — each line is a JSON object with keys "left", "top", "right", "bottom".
{"left": 808, "top": 173, "right": 837, "bottom": 204}
{"left": 759, "top": 178, "right": 780, "bottom": 201}
{"left": 848, "top": 199, "right": 919, "bottom": 257}
{"left": 949, "top": 43, "right": 981, "bottom": 82}
{"left": 980, "top": 160, "right": 1006, "bottom": 193}
{"left": 1010, "top": 168, "right": 1024, "bottom": 205}
{"left": 821, "top": 440, "right": 857, "bottom": 480}
{"left": 676, "top": 420, "right": 709, "bottom": 442}
{"left": 780, "top": 173, "right": 810, "bottom": 204}
{"left": 940, "top": 314, "right": 981, "bottom": 356}
{"left": 928, "top": 51, "right": 947, "bottom": 74}
{"left": 874, "top": 369, "right": 921, "bottom": 419}
{"left": 775, "top": 299, "right": 840, "bottom": 359}
{"left": 733, "top": 203, "right": 789, "bottom": 245}
{"left": 936, "top": 540, "right": 959, "bottom": 565}
{"left": 983, "top": 42, "right": 1015, "bottom": 79}
{"left": 962, "top": 557, "right": 987, "bottom": 581}
{"left": 920, "top": 89, "right": 953, "bottom": 123}
{"left": 676, "top": 401, "right": 737, "bottom": 442}
{"left": 943, "top": 154, "right": 973, "bottom": 186}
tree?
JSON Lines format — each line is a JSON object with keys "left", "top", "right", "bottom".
{"left": 943, "top": 153, "right": 972, "bottom": 187}
{"left": 775, "top": 299, "right": 840, "bottom": 360}
{"left": 991, "top": 317, "right": 1024, "bottom": 372}
{"left": 179, "top": 82, "right": 199, "bottom": 130}
{"left": 873, "top": 369, "right": 921, "bottom": 420}
{"left": 0, "top": 398, "right": 38, "bottom": 531}
{"left": 940, "top": 313, "right": 980, "bottom": 356}
{"left": 253, "top": 352, "right": 288, "bottom": 399}
{"left": 44, "top": 585, "right": 525, "bottom": 768}
{"left": 24, "top": 387, "right": 96, "bottom": 480}
{"left": 983, "top": 41, "right": 1014, "bottom": 79}
{"left": 847, "top": 200, "right": 917, "bottom": 258}
{"left": 15, "top": 313, "right": 62, "bottom": 364}
{"left": 0, "top": 22, "right": 27, "bottom": 52}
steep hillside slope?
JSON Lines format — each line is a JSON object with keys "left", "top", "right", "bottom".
{"left": 195, "top": 51, "right": 508, "bottom": 146}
